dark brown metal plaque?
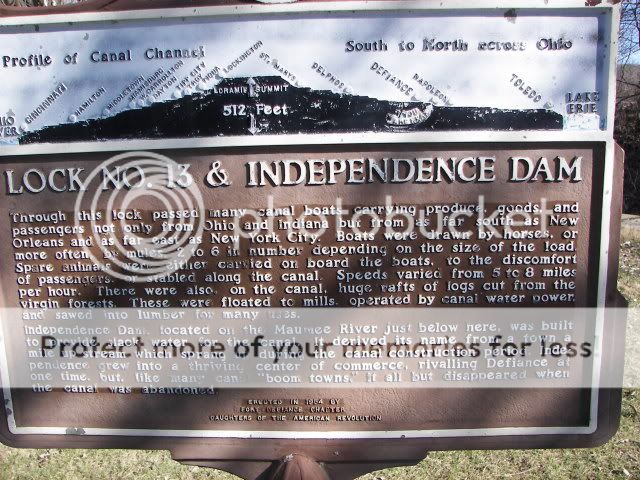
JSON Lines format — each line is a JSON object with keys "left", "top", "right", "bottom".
{"left": 0, "top": 1, "right": 626, "bottom": 479}
{"left": 0, "top": 142, "right": 627, "bottom": 478}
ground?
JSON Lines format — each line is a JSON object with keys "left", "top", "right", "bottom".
{"left": 1, "top": 243, "right": 639, "bottom": 480}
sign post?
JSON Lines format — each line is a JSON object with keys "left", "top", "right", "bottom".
{"left": 0, "top": 1, "right": 627, "bottom": 478}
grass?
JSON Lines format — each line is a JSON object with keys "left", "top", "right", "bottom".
{"left": 1, "top": 243, "right": 640, "bottom": 479}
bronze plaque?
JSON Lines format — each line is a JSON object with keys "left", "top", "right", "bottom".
{"left": 0, "top": 142, "right": 626, "bottom": 476}
{"left": 0, "top": 1, "right": 626, "bottom": 479}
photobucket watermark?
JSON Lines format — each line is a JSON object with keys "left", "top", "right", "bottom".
{"left": 74, "top": 151, "right": 205, "bottom": 282}
{"left": 3, "top": 308, "right": 630, "bottom": 390}
{"left": 73, "top": 152, "right": 565, "bottom": 282}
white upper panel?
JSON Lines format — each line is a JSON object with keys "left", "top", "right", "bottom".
{"left": 0, "top": 3, "right": 617, "bottom": 149}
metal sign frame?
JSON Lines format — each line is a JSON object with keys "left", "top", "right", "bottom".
{"left": 0, "top": 1, "right": 626, "bottom": 478}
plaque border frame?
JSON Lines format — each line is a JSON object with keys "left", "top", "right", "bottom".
{"left": 0, "top": 0, "right": 625, "bottom": 450}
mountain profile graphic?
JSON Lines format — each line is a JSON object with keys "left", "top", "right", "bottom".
{"left": 19, "top": 76, "right": 563, "bottom": 144}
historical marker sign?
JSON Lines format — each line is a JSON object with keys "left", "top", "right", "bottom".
{"left": 0, "top": 1, "right": 627, "bottom": 479}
